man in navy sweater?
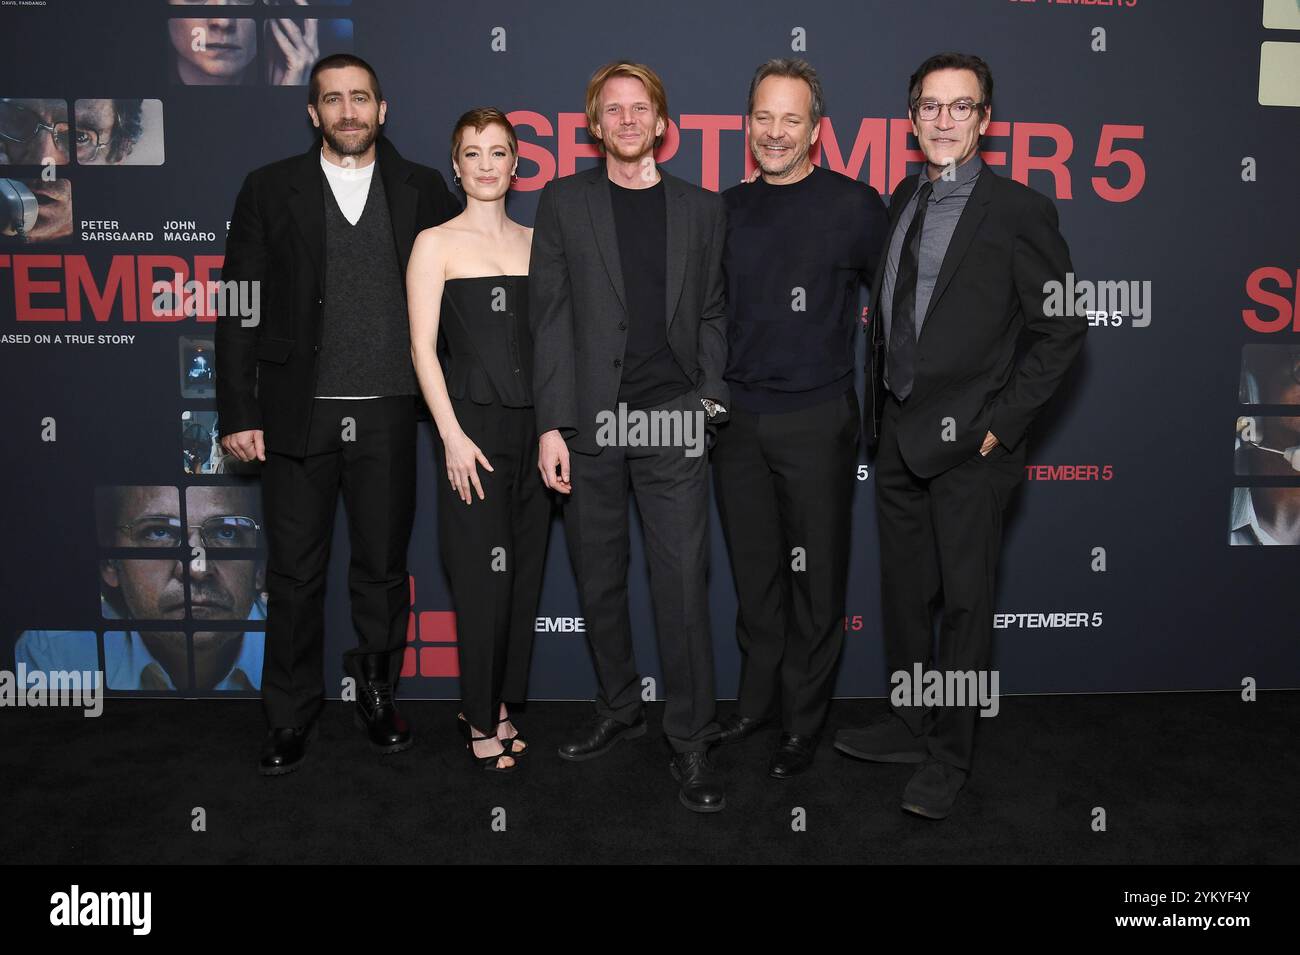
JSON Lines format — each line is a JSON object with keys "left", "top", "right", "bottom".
{"left": 712, "top": 59, "right": 888, "bottom": 777}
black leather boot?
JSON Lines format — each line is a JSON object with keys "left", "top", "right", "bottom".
{"left": 258, "top": 724, "right": 315, "bottom": 777}
{"left": 354, "top": 655, "right": 413, "bottom": 754}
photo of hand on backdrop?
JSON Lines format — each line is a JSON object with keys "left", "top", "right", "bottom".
{"left": 167, "top": 2, "right": 353, "bottom": 87}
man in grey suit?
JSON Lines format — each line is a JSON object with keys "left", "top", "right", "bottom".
{"left": 530, "top": 61, "right": 730, "bottom": 813}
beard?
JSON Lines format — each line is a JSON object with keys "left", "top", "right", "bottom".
{"left": 754, "top": 139, "right": 808, "bottom": 178}
{"left": 322, "top": 120, "right": 378, "bottom": 157}
{"left": 603, "top": 127, "right": 655, "bottom": 164}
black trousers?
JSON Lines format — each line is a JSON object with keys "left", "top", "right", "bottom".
{"left": 711, "top": 388, "right": 859, "bottom": 735}
{"left": 432, "top": 397, "right": 549, "bottom": 733}
{"left": 563, "top": 389, "right": 719, "bottom": 752}
{"left": 260, "top": 396, "right": 416, "bottom": 728}
{"left": 875, "top": 394, "right": 1023, "bottom": 771}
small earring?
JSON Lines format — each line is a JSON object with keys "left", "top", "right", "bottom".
{"left": 510, "top": 172, "right": 518, "bottom": 183}
{"left": 453, "top": 175, "right": 461, "bottom": 187}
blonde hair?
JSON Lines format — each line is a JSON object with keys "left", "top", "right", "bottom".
{"left": 584, "top": 61, "right": 669, "bottom": 151}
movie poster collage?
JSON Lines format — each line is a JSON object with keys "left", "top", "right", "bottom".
{"left": 8, "top": 2, "right": 357, "bottom": 695}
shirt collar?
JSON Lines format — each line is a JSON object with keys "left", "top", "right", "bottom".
{"left": 918, "top": 154, "right": 984, "bottom": 202}
{"left": 1231, "top": 487, "right": 1279, "bottom": 545}
{"left": 223, "top": 602, "right": 266, "bottom": 690}
{"left": 102, "top": 597, "right": 266, "bottom": 691}
{"left": 320, "top": 149, "right": 376, "bottom": 181}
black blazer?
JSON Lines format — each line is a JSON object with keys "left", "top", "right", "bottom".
{"left": 866, "top": 166, "right": 1086, "bottom": 478}
{"left": 216, "top": 136, "right": 460, "bottom": 456}
{"left": 529, "top": 164, "right": 728, "bottom": 455}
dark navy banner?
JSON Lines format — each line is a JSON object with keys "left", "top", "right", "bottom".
{"left": 1, "top": 0, "right": 1297, "bottom": 705}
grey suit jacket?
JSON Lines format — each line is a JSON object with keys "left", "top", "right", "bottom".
{"left": 529, "top": 163, "right": 729, "bottom": 455}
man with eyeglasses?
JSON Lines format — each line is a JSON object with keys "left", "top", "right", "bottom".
{"left": 834, "top": 53, "right": 1086, "bottom": 819}
{"left": 1, "top": 97, "right": 146, "bottom": 166}
{"left": 0, "top": 99, "right": 75, "bottom": 245}
{"left": 14, "top": 485, "right": 267, "bottom": 692}
{"left": 73, "top": 100, "right": 146, "bottom": 166}
{"left": 0, "top": 99, "right": 72, "bottom": 165}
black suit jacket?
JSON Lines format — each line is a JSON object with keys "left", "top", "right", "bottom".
{"left": 216, "top": 136, "right": 460, "bottom": 457}
{"left": 529, "top": 163, "right": 728, "bottom": 455}
{"left": 866, "top": 166, "right": 1085, "bottom": 478}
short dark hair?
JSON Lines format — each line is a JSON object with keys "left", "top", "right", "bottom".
{"left": 308, "top": 54, "right": 384, "bottom": 106}
{"left": 746, "top": 58, "right": 825, "bottom": 125}
{"left": 907, "top": 52, "right": 993, "bottom": 115}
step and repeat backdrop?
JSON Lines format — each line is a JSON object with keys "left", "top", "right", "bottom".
{"left": 1, "top": 0, "right": 1297, "bottom": 703}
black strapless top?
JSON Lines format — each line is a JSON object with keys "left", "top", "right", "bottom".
{"left": 438, "top": 275, "right": 533, "bottom": 407}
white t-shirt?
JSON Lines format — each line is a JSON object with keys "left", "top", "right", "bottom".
{"left": 319, "top": 149, "right": 375, "bottom": 225}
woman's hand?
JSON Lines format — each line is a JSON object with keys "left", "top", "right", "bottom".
{"left": 267, "top": 14, "right": 319, "bottom": 87}
{"left": 443, "top": 431, "right": 493, "bottom": 504}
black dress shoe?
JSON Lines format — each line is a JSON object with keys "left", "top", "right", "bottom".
{"left": 354, "top": 679, "right": 413, "bottom": 754}
{"left": 670, "top": 750, "right": 726, "bottom": 813}
{"left": 557, "top": 714, "right": 647, "bottom": 761}
{"left": 768, "top": 732, "right": 817, "bottom": 779}
{"left": 834, "top": 713, "right": 928, "bottom": 763}
{"left": 258, "top": 724, "right": 315, "bottom": 777}
{"left": 715, "top": 713, "right": 767, "bottom": 745}
{"left": 900, "top": 758, "right": 968, "bottom": 820}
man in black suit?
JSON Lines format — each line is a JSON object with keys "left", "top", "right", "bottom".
{"left": 217, "top": 54, "right": 459, "bottom": 775}
{"left": 530, "top": 61, "right": 729, "bottom": 813}
{"left": 834, "top": 53, "right": 1086, "bottom": 818}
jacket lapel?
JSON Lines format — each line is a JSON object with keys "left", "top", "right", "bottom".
{"left": 585, "top": 165, "right": 628, "bottom": 315}
{"left": 921, "top": 165, "right": 994, "bottom": 328}
{"left": 663, "top": 171, "right": 687, "bottom": 331}
{"left": 288, "top": 144, "right": 325, "bottom": 291}
{"left": 377, "top": 136, "right": 418, "bottom": 274}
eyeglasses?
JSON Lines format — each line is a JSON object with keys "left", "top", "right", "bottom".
{"left": 74, "top": 126, "right": 109, "bottom": 161}
{"left": 116, "top": 515, "right": 261, "bottom": 549}
{"left": 0, "top": 101, "right": 110, "bottom": 162}
{"left": 911, "top": 100, "right": 984, "bottom": 123}
{"left": 0, "top": 101, "right": 69, "bottom": 154}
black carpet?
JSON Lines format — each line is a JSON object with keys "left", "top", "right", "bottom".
{"left": 1, "top": 693, "right": 1294, "bottom": 865}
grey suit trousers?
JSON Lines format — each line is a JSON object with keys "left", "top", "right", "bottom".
{"left": 562, "top": 389, "right": 720, "bottom": 752}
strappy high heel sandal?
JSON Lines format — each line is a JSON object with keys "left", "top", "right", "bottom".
{"left": 496, "top": 713, "right": 528, "bottom": 758}
{"left": 457, "top": 713, "right": 516, "bottom": 773}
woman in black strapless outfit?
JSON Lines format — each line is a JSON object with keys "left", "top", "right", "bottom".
{"left": 407, "top": 109, "right": 549, "bottom": 772}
